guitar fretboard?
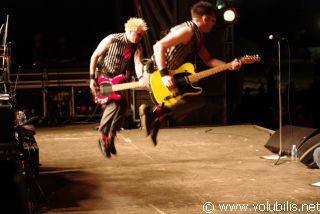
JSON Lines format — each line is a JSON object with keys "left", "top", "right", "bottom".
{"left": 111, "top": 81, "right": 140, "bottom": 91}
{"left": 187, "top": 63, "right": 232, "bottom": 83}
{"left": 186, "top": 55, "right": 260, "bottom": 83}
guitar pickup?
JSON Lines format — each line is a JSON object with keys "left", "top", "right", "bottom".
{"left": 99, "top": 83, "right": 112, "bottom": 96}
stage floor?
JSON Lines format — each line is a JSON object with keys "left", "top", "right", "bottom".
{"left": 34, "top": 124, "right": 319, "bottom": 213}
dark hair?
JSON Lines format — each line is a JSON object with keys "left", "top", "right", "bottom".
{"left": 191, "top": 1, "right": 217, "bottom": 19}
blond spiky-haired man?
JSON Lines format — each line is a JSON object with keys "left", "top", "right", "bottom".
{"left": 89, "top": 17, "right": 148, "bottom": 159}
{"left": 125, "top": 17, "right": 148, "bottom": 32}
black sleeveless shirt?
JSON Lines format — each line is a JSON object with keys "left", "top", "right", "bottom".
{"left": 149, "top": 21, "right": 203, "bottom": 71}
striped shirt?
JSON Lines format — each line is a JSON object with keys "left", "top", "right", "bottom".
{"left": 98, "top": 33, "right": 137, "bottom": 77}
{"left": 149, "top": 21, "right": 202, "bottom": 71}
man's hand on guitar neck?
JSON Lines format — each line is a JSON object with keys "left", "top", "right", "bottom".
{"left": 90, "top": 79, "right": 99, "bottom": 96}
{"left": 162, "top": 75, "right": 176, "bottom": 90}
{"left": 230, "top": 58, "right": 242, "bottom": 70}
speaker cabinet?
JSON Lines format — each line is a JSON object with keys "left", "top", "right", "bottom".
{"left": 0, "top": 104, "right": 15, "bottom": 143}
{"left": 298, "top": 130, "right": 320, "bottom": 168}
{"left": 264, "top": 125, "right": 317, "bottom": 155}
{"left": 23, "top": 141, "right": 39, "bottom": 177}
{"left": 0, "top": 160, "right": 29, "bottom": 213}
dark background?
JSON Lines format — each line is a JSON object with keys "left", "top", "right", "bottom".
{"left": 1, "top": 1, "right": 134, "bottom": 65}
{"left": 2, "top": 0, "right": 319, "bottom": 64}
{"left": 1, "top": 0, "right": 320, "bottom": 129}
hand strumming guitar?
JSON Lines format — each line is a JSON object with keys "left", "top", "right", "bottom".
{"left": 162, "top": 75, "right": 176, "bottom": 90}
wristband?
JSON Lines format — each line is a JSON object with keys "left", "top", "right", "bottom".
{"left": 159, "top": 68, "right": 169, "bottom": 77}
{"left": 90, "top": 74, "right": 95, "bottom": 79}
{"left": 138, "top": 76, "right": 143, "bottom": 80}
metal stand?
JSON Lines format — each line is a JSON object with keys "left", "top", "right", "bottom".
{"left": 1, "top": 15, "right": 10, "bottom": 94}
{"left": 275, "top": 40, "right": 284, "bottom": 165}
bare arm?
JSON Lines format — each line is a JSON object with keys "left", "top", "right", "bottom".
{"left": 134, "top": 45, "right": 145, "bottom": 87}
{"left": 153, "top": 26, "right": 194, "bottom": 89}
{"left": 198, "top": 46, "right": 242, "bottom": 70}
{"left": 89, "top": 35, "right": 113, "bottom": 96}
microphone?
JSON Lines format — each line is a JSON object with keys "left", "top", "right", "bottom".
{"left": 269, "top": 34, "right": 286, "bottom": 41}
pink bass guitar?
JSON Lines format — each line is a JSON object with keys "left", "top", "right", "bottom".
{"left": 94, "top": 74, "right": 140, "bottom": 105}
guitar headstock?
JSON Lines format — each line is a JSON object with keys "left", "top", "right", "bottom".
{"left": 240, "top": 55, "right": 261, "bottom": 64}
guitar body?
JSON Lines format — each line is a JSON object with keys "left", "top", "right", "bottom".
{"left": 150, "top": 63, "right": 202, "bottom": 106}
{"left": 94, "top": 55, "right": 260, "bottom": 106}
{"left": 94, "top": 74, "right": 126, "bottom": 105}
{"left": 150, "top": 55, "right": 261, "bottom": 106}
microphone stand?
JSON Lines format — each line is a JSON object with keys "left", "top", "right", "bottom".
{"left": 274, "top": 40, "right": 283, "bottom": 165}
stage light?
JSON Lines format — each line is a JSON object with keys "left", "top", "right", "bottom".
{"left": 223, "top": 7, "right": 236, "bottom": 23}
{"left": 215, "top": 0, "right": 237, "bottom": 24}
{"left": 216, "top": 0, "right": 227, "bottom": 10}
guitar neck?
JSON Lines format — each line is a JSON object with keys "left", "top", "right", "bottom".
{"left": 111, "top": 81, "right": 140, "bottom": 91}
{"left": 184, "top": 55, "right": 260, "bottom": 83}
{"left": 187, "top": 62, "right": 232, "bottom": 83}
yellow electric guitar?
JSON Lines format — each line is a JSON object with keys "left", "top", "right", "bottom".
{"left": 150, "top": 55, "right": 261, "bottom": 106}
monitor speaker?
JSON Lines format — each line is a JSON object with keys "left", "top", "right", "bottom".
{"left": 298, "top": 130, "right": 320, "bottom": 168}
{"left": 264, "top": 125, "right": 317, "bottom": 155}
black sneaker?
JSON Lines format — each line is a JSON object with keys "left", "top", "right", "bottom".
{"left": 149, "top": 106, "right": 171, "bottom": 146}
{"left": 98, "top": 135, "right": 111, "bottom": 158}
{"left": 139, "top": 104, "right": 152, "bottom": 136}
{"left": 150, "top": 118, "right": 161, "bottom": 146}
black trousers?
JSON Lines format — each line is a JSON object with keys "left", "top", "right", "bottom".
{"left": 98, "top": 98, "right": 127, "bottom": 135}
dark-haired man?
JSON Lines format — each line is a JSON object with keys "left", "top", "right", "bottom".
{"left": 140, "top": 1, "right": 242, "bottom": 145}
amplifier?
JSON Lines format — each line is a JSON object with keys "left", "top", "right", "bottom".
{"left": 23, "top": 141, "right": 39, "bottom": 177}
{"left": 0, "top": 143, "right": 21, "bottom": 161}
{"left": 0, "top": 104, "right": 15, "bottom": 143}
